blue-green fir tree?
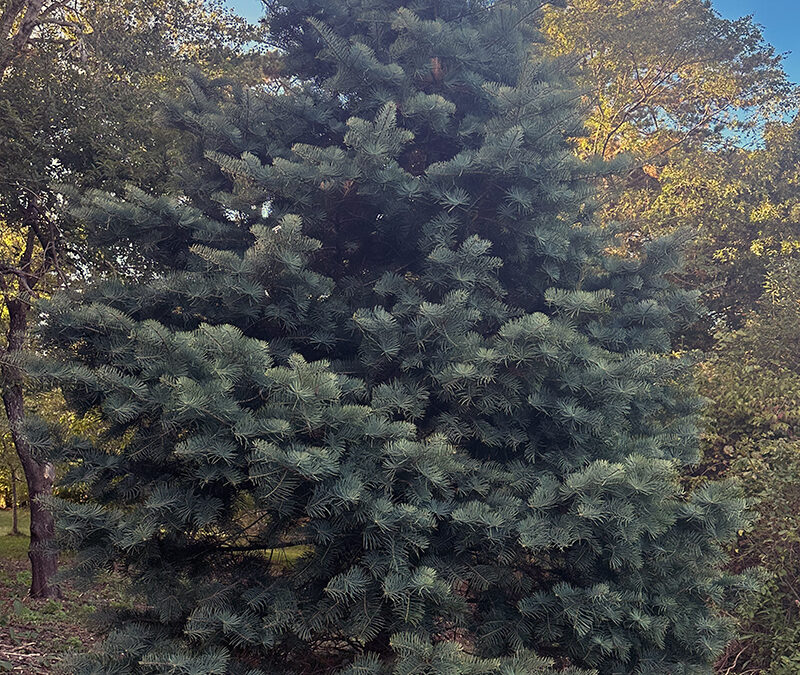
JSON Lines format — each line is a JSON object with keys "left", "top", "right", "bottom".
{"left": 36, "top": 1, "right": 753, "bottom": 673}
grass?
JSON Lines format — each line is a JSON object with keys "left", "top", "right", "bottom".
{"left": 0, "top": 508, "right": 31, "bottom": 560}
{"left": 0, "top": 508, "right": 109, "bottom": 672}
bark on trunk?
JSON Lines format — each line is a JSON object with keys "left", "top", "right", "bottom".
{"left": 10, "top": 465, "right": 19, "bottom": 535}
{"left": 1, "top": 297, "right": 60, "bottom": 598}
{"left": 0, "top": 0, "right": 48, "bottom": 82}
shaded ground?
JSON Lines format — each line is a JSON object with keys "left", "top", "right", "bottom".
{"left": 0, "top": 510, "right": 308, "bottom": 673}
{"left": 0, "top": 509, "right": 122, "bottom": 674}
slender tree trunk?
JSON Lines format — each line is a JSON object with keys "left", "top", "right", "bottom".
{"left": 10, "top": 465, "right": 19, "bottom": 535}
{"left": 1, "top": 297, "right": 60, "bottom": 598}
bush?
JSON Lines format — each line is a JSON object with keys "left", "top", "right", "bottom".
{"left": 700, "top": 261, "right": 800, "bottom": 673}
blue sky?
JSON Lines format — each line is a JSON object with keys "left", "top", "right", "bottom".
{"left": 714, "top": 0, "right": 799, "bottom": 83}
{"left": 229, "top": 0, "right": 260, "bottom": 22}
{"left": 229, "top": 0, "right": 799, "bottom": 83}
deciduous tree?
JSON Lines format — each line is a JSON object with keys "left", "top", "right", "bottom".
{"left": 541, "top": 0, "right": 791, "bottom": 162}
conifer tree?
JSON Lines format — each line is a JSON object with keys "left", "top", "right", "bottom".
{"left": 37, "top": 1, "right": 752, "bottom": 672}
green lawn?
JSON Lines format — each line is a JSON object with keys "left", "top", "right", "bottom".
{"left": 0, "top": 508, "right": 30, "bottom": 559}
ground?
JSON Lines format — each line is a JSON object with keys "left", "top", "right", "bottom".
{"left": 0, "top": 509, "right": 118, "bottom": 674}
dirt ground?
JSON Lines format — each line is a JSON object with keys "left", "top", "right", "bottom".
{"left": 0, "top": 511, "right": 120, "bottom": 674}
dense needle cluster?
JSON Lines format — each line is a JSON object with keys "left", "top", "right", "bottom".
{"left": 36, "top": 1, "right": 751, "bottom": 673}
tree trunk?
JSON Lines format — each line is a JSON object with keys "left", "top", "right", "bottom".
{"left": 0, "top": 0, "right": 48, "bottom": 82}
{"left": 1, "top": 297, "right": 60, "bottom": 598}
{"left": 10, "top": 465, "right": 19, "bottom": 535}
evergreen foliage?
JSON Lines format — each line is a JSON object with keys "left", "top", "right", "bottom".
{"left": 36, "top": 1, "right": 751, "bottom": 672}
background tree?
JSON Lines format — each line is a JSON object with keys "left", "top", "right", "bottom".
{"left": 0, "top": 0, "right": 62, "bottom": 78}
{"left": 0, "top": 426, "right": 24, "bottom": 534}
{"left": 39, "top": 0, "right": 751, "bottom": 673}
{"left": 698, "top": 259, "right": 800, "bottom": 674}
{"left": 541, "top": 0, "right": 791, "bottom": 162}
{"left": 611, "top": 116, "right": 800, "bottom": 336}
{"left": 0, "top": 0, "right": 267, "bottom": 597}
{"left": 541, "top": 0, "right": 796, "bottom": 345}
